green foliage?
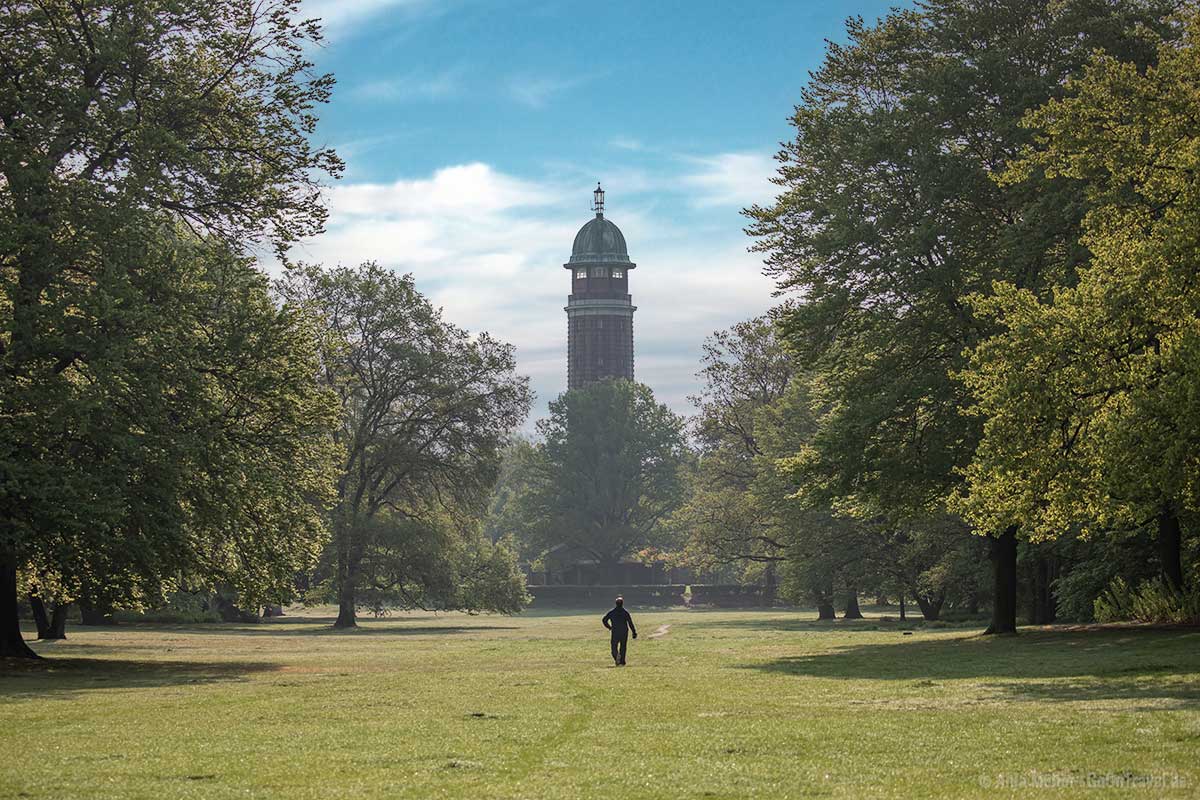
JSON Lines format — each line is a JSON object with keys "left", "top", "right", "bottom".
{"left": 748, "top": 0, "right": 1172, "bottom": 524}
{"left": 6, "top": 229, "right": 340, "bottom": 611}
{"left": 112, "top": 592, "right": 222, "bottom": 625}
{"left": 0, "top": 1, "right": 342, "bottom": 650}
{"left": 1095, "top": 577, "right": 1200, "bottom": 625}
{"left": 520, "top": 380, "right": 688, "bottom": 564}
{"left": 279, "top": 263, "right": 532, "bottom": 621}
{"left": 959, "top": 11, "right": 1200, "bottom": 549}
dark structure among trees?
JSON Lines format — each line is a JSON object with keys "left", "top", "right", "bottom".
{"left": 565, "top": 185, "right": 636, "bottom": 389}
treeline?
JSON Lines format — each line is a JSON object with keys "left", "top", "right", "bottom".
{"left": 679, "top": 0, "right": 1200, "bottom": 630}
{"left": 1, "top": 2, "right": 529, "bottom": 658}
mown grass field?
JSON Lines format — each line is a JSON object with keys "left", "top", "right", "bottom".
{"left": 2, "top": 608, "right": 1199, "bottom": 799}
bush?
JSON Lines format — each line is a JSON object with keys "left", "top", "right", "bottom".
{"left": 113, "top": 592, "right": 222, "bottom": 624}
{"left": 1094, "top": 577, "right": 1200, "bottom": 625}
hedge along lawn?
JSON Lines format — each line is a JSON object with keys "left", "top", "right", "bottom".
{"left": 2, "top": 610, "right": 1199, "bottom": 800}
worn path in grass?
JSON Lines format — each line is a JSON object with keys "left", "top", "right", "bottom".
{"left": 2, "top": 609, "right": 1199, "bottom": 799}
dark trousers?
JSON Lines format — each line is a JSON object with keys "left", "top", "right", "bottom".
{"left": 611, "top": 633, "right": 628, "bottom": 664}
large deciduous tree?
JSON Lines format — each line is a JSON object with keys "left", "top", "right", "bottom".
{"left": 1, "top": 1, "right": 341, "bottom": 657}
{"left": 747, "top": 0, "right": 1172, "bottom": 633}
{"left": 959, "top": 11, "right": 1200, "bottom": 595}
{"left": 279, "top": 263, "right": 532, "bottom": 629}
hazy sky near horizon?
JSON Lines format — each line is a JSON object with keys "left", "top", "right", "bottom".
{"left": 286, "top": 0, "right": 904, "bottom": 429}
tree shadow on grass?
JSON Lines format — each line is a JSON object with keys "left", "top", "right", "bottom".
{"left": 699, "top": 613, "right": 970, "bottom": 633}
{"left": 106, "top": 619, "right": 521, "bottom": 637}
{"left": 738, "top": 628, "right": 1200, "bottom": 687}
{"left": 0, "top": 656, "right": 281, "bottom": 698}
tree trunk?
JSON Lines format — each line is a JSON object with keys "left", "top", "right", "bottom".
{"left": 967, "top": 591, "right": 979, "bottom": 616}
{"left": 841, "top": 588, "right": 863, "bottom": 619}
{"left": 814, "top": 581, "right": 836, "bottom": 620}
{"left": 1, "top": 560, "right": 40, "bottom": 659}
{"left": 984, "top": 527, "right": 1018, "bottom": 635}
{"left": 30, "top": 594, "right": 50, "bottom": 638}
{"left": 80, "top": 602, "right": 117, "bottom": 626}
{"left": 899, "top": 591, "right": 906, "bottom": 621}
{"left": 46, "top": 604, "right": 68, "bottom": 639}
{"left": 915, "top": 589, "right": 945, "bottom": 621}
{"left": 876, "top": 595, "right": 888, "bottom": 607}
{"left": 334, "top": 578, "right": 357, "bottom": 628}
{"left": 1158, "top": 505, "right": 1185, "bottom": 591}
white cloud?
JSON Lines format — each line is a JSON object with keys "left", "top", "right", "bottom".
{"left": 299, "top": 0, "right": 432, "bottom": 38}
{"left": 506, "top": 75, "right": 585, "bottom": 109}
{"left": 609, "top": 136, "right": 645, "bottom": 152}
{"left": 349, "top": 69, "right": 460, "bottom": 103}
{"left": 283, "top": 158, "right": 776, "bottom": 429}
{"left": 681, "top": 151, "right": 778, "bottom": 209}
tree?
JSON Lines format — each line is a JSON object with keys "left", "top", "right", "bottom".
{"left": 279, "top": 263, "right": 531, "bottom": 629}
{"left": 1, "top": 1, "right": 341, "bottom": 657}
{"left": 4, "top": 230, "right": 340, "bottom": 656}
{"left": 746, "top": 0, "right": 1172, "bottom": 633}
{"left": 958, "top": 11, "right": 1200, "bottom": 595}
{"left": 674, "top": 317, "right": 797, "bottom": 576}
{"left": 524, "top": 380, "right": 688, "bottom": 568}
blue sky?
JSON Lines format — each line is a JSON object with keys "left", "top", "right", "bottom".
{"left": 287, "top": 0, "right": 905, "bottom": 427}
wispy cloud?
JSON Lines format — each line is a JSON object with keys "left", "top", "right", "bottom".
{"left": 349, "top": 69, "right": 461, "bottom": 103}
{"left": 680, "top": 151, "right": 778, "bottom": 209}
{"left": 299, "top": 0, "right": 436, "bottom": 39}
{"left": 506, "top": 74, "right": 586, "bottom": 109}
{"left": 609, "top": 136, "right": 645, "bottom": 152}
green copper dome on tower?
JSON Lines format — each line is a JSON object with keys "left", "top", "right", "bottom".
{"left": 567, "top": 183, "right": 636, "bottom": 266}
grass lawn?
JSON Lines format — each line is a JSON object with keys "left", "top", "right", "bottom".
{"left": 2, "top": 608, "right": 1199, "bottom": 799}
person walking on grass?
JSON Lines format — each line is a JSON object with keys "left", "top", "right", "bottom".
{"left": 602, "top": 596, "right": 637, "bottom": 666}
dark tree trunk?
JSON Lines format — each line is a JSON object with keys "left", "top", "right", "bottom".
{"left": 984, "top": 527, "right": 1018, "bottom": 635}
{"left": 334, "top": 580, "right": 357, "bottom": 628}
{"left": 915, "top": 589, "right": 945, "bottom": 621}
{"left": 1158, "top": 506, "right": 1185, "bottom": 592}
{"left": 814, "top": 580, "right": 836, "bottom": 620}
{"left": 1, "top": 561, "right": 40, "bottom": 658}
{"left": 876, "top": 595, "right": 888, "bottom": 607}
{"left": 30, "top": 594, "right": 50, "bottom": 638}
{"left": 841, "top": 588, "right": 863, "bottom": 619}
{"left": 46, "top": 604, "right": 68, "bottom": 639}
{"left": 79, "top": 602, "right": 117, "bottom": 626}
{"left": 899, "top": 591, "right": 906, "bottom": 621}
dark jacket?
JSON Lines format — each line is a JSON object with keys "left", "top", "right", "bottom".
{"left": 602, "top": 606, "right": 636, "bottom": 638}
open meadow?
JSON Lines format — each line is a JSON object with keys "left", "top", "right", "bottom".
{"left": 3, "top": 609, "right": 1199, "bottom": 799}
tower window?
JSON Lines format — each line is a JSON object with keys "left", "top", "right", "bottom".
{"left": 590, "top": 267, "right": 608, "bottom": 278}
{"left": 575, "top": 270, "right": 586, "bottom": 279}
{"left": 612, "top": 269, "right": 624, "bottom": 278}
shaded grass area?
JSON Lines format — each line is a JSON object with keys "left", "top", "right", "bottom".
{"left": 2, "top": 609, "right": 1199, "bottom": 799}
